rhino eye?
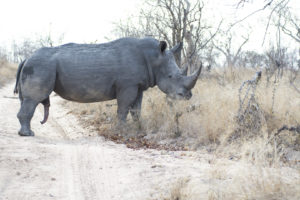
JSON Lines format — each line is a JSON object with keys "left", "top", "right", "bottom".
{"left": 168, "top": 74, "right": 172, "bottom": 78}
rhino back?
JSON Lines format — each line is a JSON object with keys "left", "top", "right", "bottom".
{"left": 52, "top": 38, "right": 149, "bottom": 102}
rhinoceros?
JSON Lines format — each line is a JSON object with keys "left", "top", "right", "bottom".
{"left": 14, "top": 37, "right": 201, "bottom": 136}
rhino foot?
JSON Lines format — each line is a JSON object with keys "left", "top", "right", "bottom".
{"left": 18, "top": 129, "right": 35, "bottom": 136}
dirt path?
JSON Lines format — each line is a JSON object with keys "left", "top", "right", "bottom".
{"left": 0, "top": 83, "right": 213, "bottom": 200}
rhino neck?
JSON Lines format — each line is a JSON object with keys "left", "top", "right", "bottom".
{"left": 147, "top": 64, "right": 156, "bottom": 87}
{"left": 145, "top": 59, "right": 156, "bottom": 88}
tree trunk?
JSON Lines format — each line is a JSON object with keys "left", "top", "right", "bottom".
{"left": 185, "top": 30, "right": 195, "bottom": 74}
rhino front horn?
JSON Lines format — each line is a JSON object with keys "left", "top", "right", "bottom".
{"left": 183, "top": 63, "right": 202, "bottom": 89}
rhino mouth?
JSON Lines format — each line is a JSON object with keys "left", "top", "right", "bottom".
{"left": 167, "top": 91, "right": 192, "bottom": 100}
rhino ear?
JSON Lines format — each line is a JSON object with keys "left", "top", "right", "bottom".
{"left": 159, "top": 41, "right": 167, "bottom": 53}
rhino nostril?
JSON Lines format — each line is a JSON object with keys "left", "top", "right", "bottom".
{"left": 177, "top": 92, "right": 183, "bottom": 96}
{"left": 185, "top": 92, "right": 192, "bottom": 99}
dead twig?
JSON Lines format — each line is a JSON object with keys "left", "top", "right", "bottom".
{"left": 238, "top": 71, "right": 262, "bottom": 115}
{"left": 228, "top": 1, "right": 273, "bottom": 32}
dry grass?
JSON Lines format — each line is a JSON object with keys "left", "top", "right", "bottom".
{"left": 158, "top": 162, "right": 300, "bottom": 200}
{"left": 160, "top": 160, "right": 300, "bottom": 200}
{"left": 0, "top": 59, "right": 17, "bottom": 87}
{"left": 162, "top": 178, "right": 190, "bottom": 200}
{"left": 63, "top": 67, "right": 300, "bottom": 160}
{"left": 64, "top": 67, "right": 299, "bottom": 157}
{"left": 206, "top": 163, "right": 300, "bottom": 200}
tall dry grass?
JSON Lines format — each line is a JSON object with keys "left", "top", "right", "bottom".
{"left": 0, "top": 59, "right": 17, "bottom": 87}
{"left": 64, "top": 67, "right": 299, "bottom": 163}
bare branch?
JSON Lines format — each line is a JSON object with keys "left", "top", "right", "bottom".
{"left": 112, "top": 0, "right": 218, "bottom": 68}
{"left": 234, "top": 35, "right": 249, "bottom": 62}
{"left": 261, "top": 0, "right": 290, "bottom": 46}
{"left": 281, "top": 26, "right": 300, "bottom": 43}
{"left": 229, "top": 0, "right": 274, "bottom": 31}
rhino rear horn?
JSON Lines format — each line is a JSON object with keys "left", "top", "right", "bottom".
{"left": 181, "top": 65, "right": 188, "bottom": 76}
{"left": 183, "top": 63, "right": 202, "bottom": 90}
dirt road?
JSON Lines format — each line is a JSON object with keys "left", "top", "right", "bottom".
{"left": 0, "top": 83, "right": 212, "bottom": 200}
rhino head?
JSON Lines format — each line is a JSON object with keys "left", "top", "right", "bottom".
{"left": 150, "top": 41, "right": 202, "bottom": 100}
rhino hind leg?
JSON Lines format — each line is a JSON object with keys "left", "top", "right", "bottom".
{"left": 16, "top": 60, "right": 56, "bottom": 136}
{"left": 17, "top": 98, "right": 39, "bottom": 136}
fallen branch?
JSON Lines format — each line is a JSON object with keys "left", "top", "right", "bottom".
{"left": 274, "top": 125, "right": 300, "bottom": 137}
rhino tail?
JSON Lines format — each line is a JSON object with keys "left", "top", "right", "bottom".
{"left": 14, "top": 59, "right": 26, "bottom": 94}
{"left": 40, "top": 97, "right": 50, "bottom": 124}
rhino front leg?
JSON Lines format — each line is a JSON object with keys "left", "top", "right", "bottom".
{"left": 116, "top": 86, "right": 138, "bottom": 122}
{"left": 130, "top": 90, "right": 143, "bottom": 121}
{"left": 17, "top": 98, "right": 39, "bottom": 136}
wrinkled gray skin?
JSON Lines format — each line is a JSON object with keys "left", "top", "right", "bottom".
{"left": 14, "top": 37, "right": 201, "bottom": 136}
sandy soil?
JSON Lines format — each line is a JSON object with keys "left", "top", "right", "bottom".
{"left": 0, "top": 83, "right": 299, "bottom": 200}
